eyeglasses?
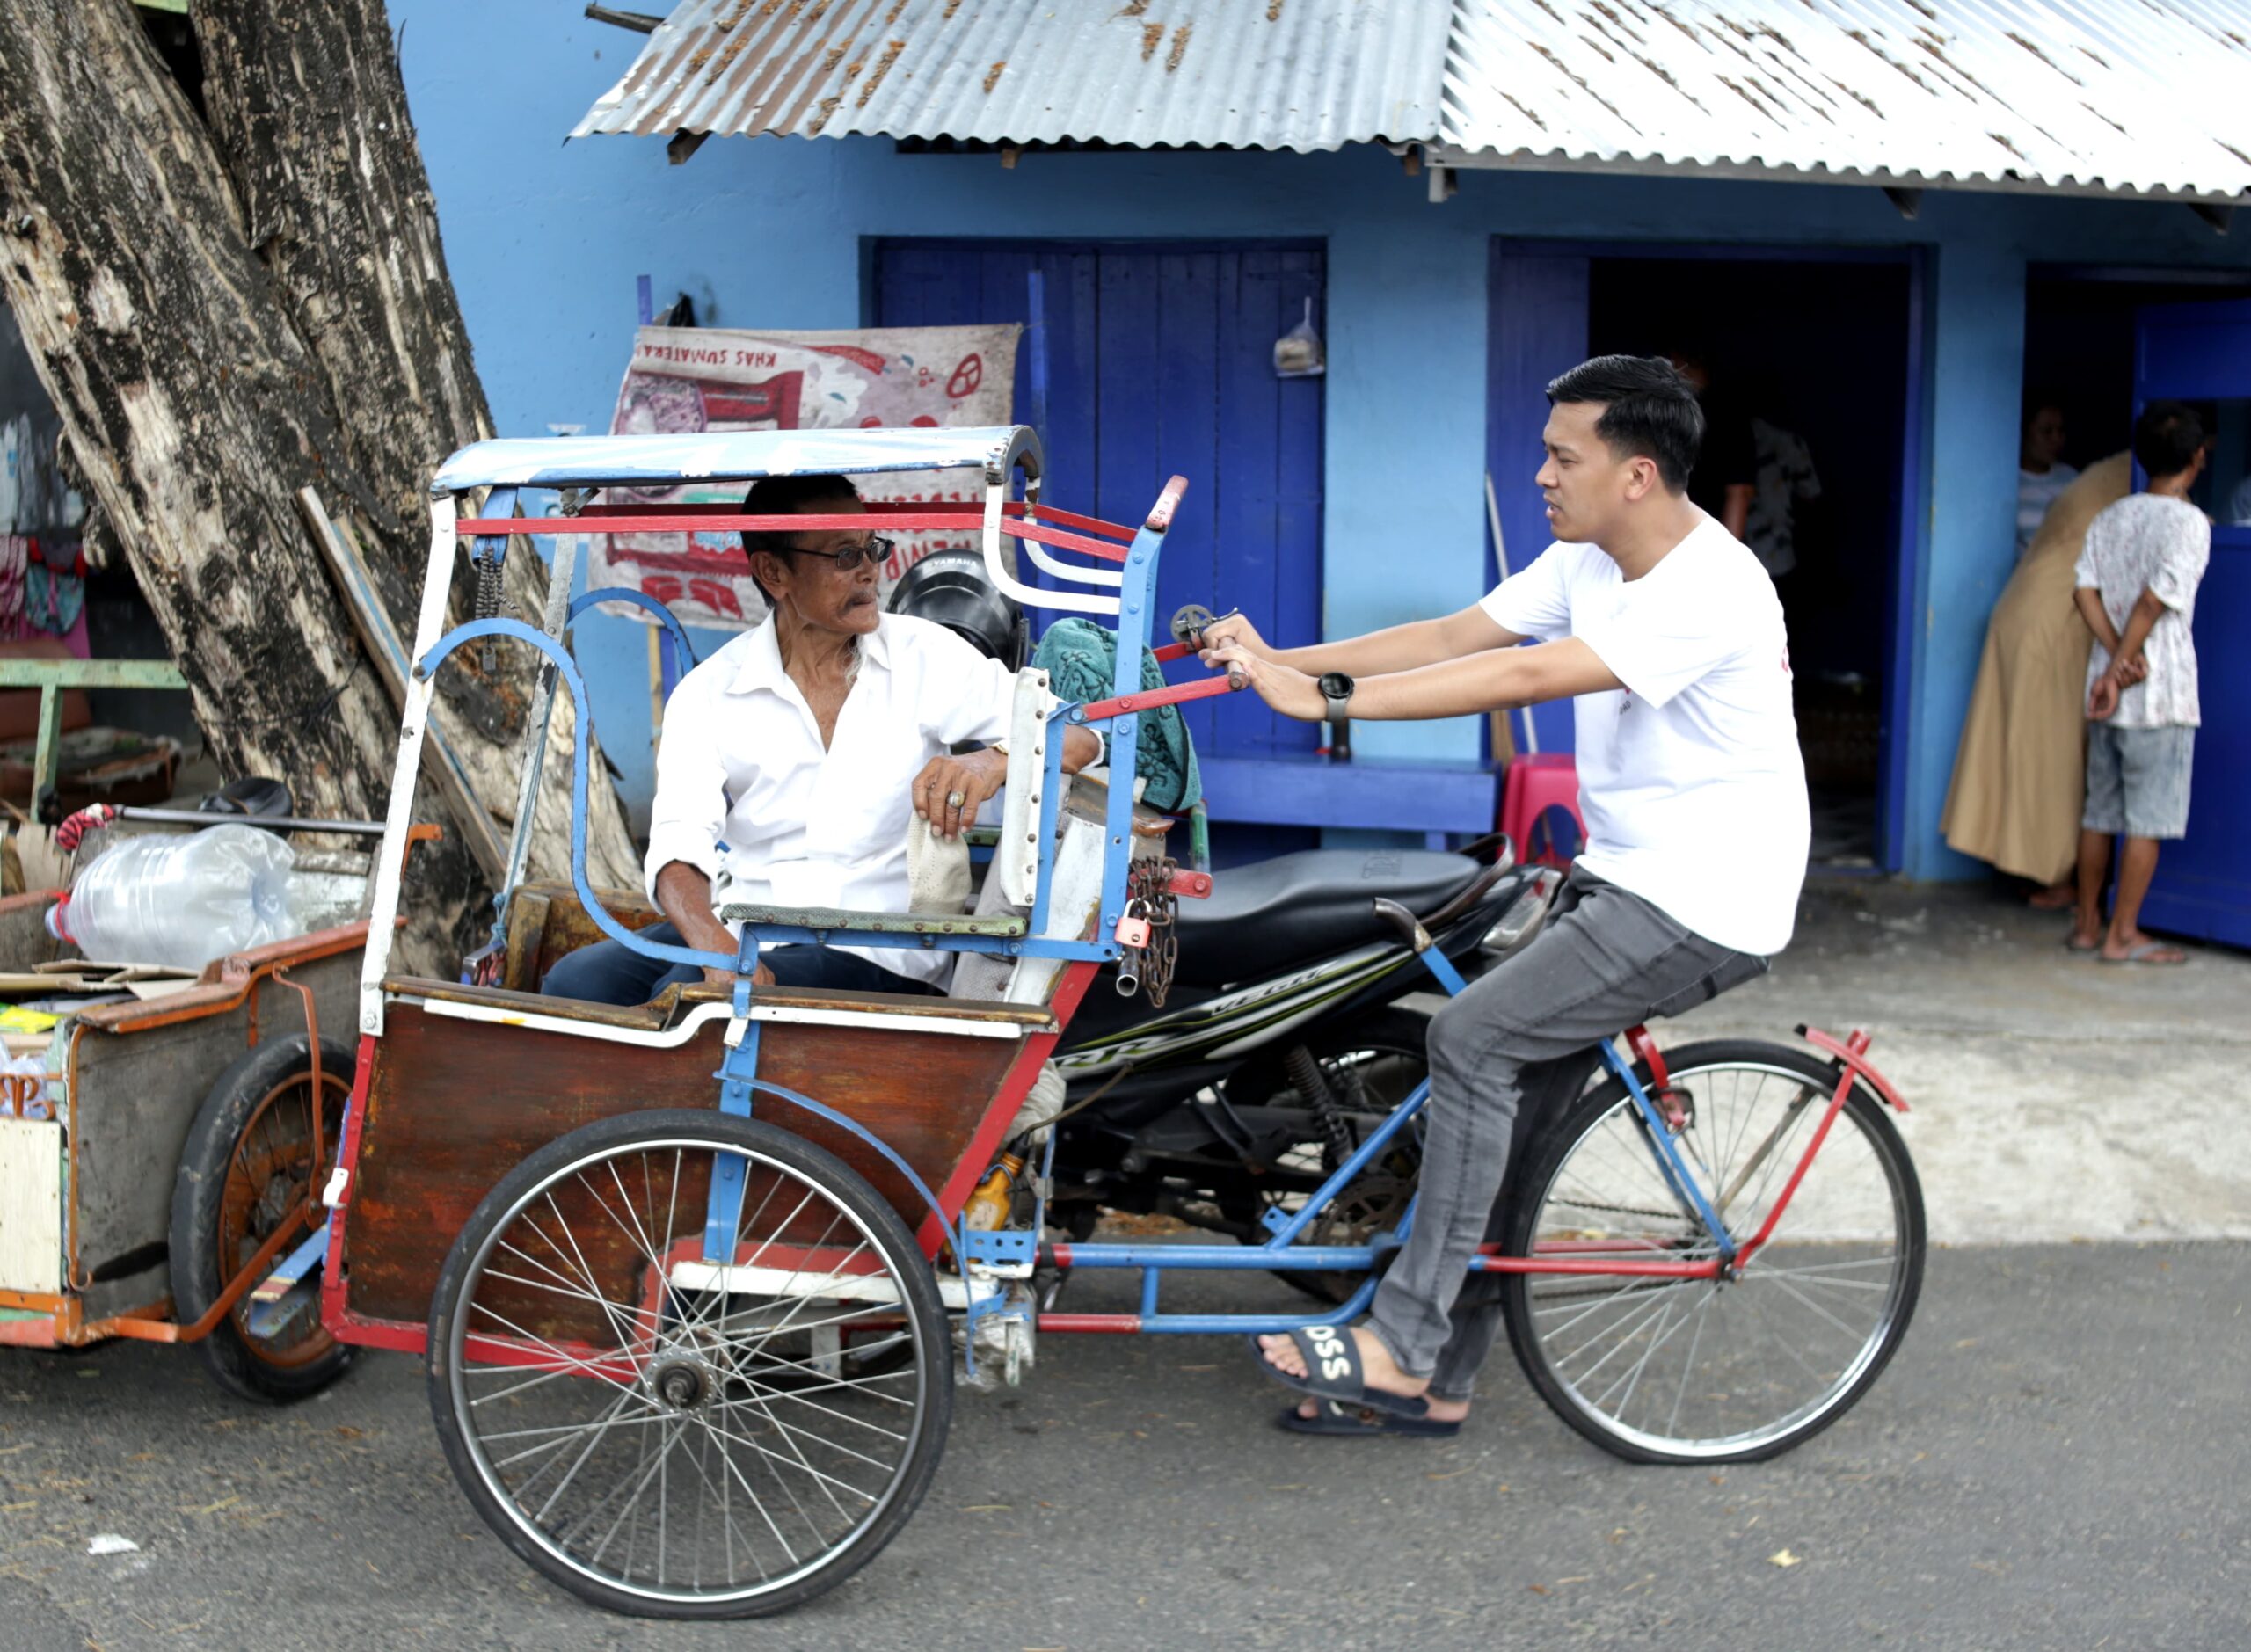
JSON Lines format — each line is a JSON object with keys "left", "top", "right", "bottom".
{"left": 792, "top": 535, "right": 895, "bottom": 572}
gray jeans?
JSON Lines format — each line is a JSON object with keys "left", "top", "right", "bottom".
{"left": 1367, "top": 866, "right": 1768, "bottom": 1399}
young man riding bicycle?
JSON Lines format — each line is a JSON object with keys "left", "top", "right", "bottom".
{"left": 1203, "top": 354, "right": 1811, "bottom": 1433}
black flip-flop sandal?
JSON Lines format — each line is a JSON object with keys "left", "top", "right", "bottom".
{"left": 1247, "top": 1327, "right": 1431, "bottom": 1420}
{"left": 1276, "top": 1400, "right": 1461, "bottom": 1439}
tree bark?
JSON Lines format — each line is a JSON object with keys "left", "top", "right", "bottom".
{"left": 0, "top": 0, "right": 637, "bottom": 972}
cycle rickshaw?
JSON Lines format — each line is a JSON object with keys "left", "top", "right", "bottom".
{"left": 311, "top": 426, "right": 1924, "bottom": 1619}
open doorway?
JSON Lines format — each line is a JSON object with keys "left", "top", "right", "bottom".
{"left": 2024, "top": 266, "right": 2251, "bottom": 479}
{"left": 1489, "top": 244, "right": 1920, "bottom": 871}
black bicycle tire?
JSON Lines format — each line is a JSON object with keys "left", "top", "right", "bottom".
{"left": 1498, "top": 1038, "right": 1925, "bottom": 1466}
{"left": 426, "top": 1107, "right": 952, "bottom": 1620}
{"left": 167, "top": 1034, "right": 357, "bottom": 1404}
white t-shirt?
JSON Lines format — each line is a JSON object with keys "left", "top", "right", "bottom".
{"left": 2017, "top": 463, "right": 2079, "bottom": 557}
{"left": 2073, "top": 493, "right": 2210, "bottom": 730}
{"left": 1481, "top": 520, "right": 1810, "bottom": 957}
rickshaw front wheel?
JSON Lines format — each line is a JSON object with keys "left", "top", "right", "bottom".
{"left": 426, "top": 1109, "right": 952, "bottom": 1619}
{"left": 169, "top": 1034, "right": 356, "bottom": 1403}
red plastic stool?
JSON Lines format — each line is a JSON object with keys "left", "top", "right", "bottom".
{"left": 1500, "top": 753, "right": 1584, "bottom": 868}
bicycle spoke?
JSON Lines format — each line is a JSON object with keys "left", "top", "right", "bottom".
{"left": 441, "top": 1133, "right": 939, "bottom": 1609}
{"left": 1513, "top": 1053, "right": 1920, "bottom": 1460}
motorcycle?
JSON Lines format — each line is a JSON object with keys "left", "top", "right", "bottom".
{"left": 889, "top": 556, "right": 1564, "bottom": 1294}
{"left": 1051, "top": 844, "right": 1557, "bottom": 1292}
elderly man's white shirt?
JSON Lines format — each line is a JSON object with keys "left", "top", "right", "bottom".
{"left": 643, "top": 613, "right": 1018, "bottom": 986}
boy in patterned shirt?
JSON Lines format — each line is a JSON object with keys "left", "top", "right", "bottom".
{"left": 2068, "top": 402, "right": 2210, "bottom": 965}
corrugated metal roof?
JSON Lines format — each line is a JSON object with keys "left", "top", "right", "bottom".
{"left": 572, "top": 0, "right": 1449, "bottom": 153}
{"left": 1437, "top": 1, "right": 2251, "bottom": 203}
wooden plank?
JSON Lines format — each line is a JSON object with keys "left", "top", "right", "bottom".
{"left": 385, "top": 973, "right": 1055, "bottom": 1029}
{"left": 500, "top": 890, "right": 551, "bottom": 993}
{"left": 1198, "top": 753, "right": 1501, "bottom": 834}
{"left": 1216, "top": 249, "right": 1285, "bottom": 756}
{"left": 1271, "top": 249, "right": 1326, "bottom": 759}
{"left": 1154, "top": 248, "right": 1223, "bottom": 754}
{"left": 0, "top": 660, "right": 189, "bottom": 688}
{"left": 1486, "top": 249, "right": 1588, "bottom": 759}
{"left": 0, "top": 1118, "right": 62, "bottom": 1294}
{"left": 295, "top": 487, "right": 507, "bottom": 881}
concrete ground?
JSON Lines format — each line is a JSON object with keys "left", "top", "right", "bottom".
{"left": 1596, "top": 875, "right": 2251, "bottom": 1244}
{"left": 0, "top": 873, "right": 2242, "bottom": 1648}
{"left": 0, "top": 1244, "right": 2243, "bottom": 1650}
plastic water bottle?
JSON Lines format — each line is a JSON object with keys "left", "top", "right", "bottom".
{"left": 47, "top": 825, "right": 298, "bottom": 971}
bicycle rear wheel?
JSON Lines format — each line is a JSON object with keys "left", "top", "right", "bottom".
{"left": 427, "top": 1110, "right": 951, "bottom": 1619}
{"left": 1499, "top": 1039, "right": 1922, "bottom": 1465}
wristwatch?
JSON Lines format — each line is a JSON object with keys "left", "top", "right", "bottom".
{"left": 1318, "top": 670, "right": 1356, "bottom": 723}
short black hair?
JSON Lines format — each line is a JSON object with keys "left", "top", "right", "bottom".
{"left": 2022, "top": 389, "right": 2066, "bottom": 430}
{"left": 2131, "top": 401, "right": 2204, "bottom": 480}
{"left": 740, "top": 473, "right": 861, "bottom": 600}
{"left": 739, "top": 472, "right": 861, "bottom": 558}
{"left": 1545, "top": 354, "right": 1704, "bottom": 492}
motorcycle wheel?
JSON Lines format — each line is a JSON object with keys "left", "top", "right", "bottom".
{"left": 1233, "top": 1008, "right": 1431, "bottom": 1305}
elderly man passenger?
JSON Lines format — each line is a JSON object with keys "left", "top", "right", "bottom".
{"left": 542, "top": 472, "right": 1101, "bottom": 1006}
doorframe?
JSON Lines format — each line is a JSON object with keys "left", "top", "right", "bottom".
{"left": 1488, "top": 237, "right": 1931, "bottom": 873}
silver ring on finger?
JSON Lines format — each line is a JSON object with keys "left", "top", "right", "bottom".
{"left": 945, "top": 790, "right": 966, "bottom": 809}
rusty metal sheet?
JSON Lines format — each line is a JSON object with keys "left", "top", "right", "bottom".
{"left": 572, "top": 0, "right": 1449, "bottom": 153}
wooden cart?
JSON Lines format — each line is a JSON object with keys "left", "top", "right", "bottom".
{"left": 0, "top": 880, "right": 368, "bottom": 1400}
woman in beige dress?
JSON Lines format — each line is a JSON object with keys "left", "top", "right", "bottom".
{"left": 1941, "top": 454, "right": 2131, "bottom": 899}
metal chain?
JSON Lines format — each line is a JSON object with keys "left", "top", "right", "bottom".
{"left": 1119, "top": 857, "right": 1181, "bottom": 1008}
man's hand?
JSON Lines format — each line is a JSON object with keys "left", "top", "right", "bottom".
{"left": 1203, "top": 644, "right": 1324, "bottom": 721}
{"left": 701, "top": 962, "right": 775, "bottom": 989}
{"left": 2089, "top": 651, "right": 2149, "bottom": 722}
{"left": 1198, "top": 612, "right": 1271, "bottom": 665}
{"left": 912, "top": 746, "right": 1008, "bottom": 839}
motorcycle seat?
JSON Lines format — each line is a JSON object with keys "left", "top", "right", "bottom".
{"left": 1170, "top": 848, "right": 1484, "bottom": 989}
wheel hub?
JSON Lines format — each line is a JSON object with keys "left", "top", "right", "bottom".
{"left": 647, "top": 1353, "right": 715, "bottom": 1411}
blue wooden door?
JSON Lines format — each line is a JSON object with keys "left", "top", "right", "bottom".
{"left": 1485, "top": 246, "right": 1586, "bottom": 759}
{"left": 2131, "top": 299, "right": 2251, "bottom": 948}
{"left": 873, "top": 241, "right": 1324, "bottom": 768}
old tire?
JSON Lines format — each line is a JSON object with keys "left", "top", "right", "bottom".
{"left": 169, "top": 1034, "right": 355, "bottom": 1403}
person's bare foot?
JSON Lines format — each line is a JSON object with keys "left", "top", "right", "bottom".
{"left": 1257, "top": 1326, "right": 1429, "bottom": 1401}
{"left": 2028, "top": 881, "right": 2076, "bottom": 910}
{"left": 2065, "top": 925, "right": 2103, "bottom": 953}
{"left": 2100, "top": 928, "right": 2187, "bottom": 964}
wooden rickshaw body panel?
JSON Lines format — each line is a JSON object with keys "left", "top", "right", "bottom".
{"left": 330, "top": 975, "right": 1073, "bottom": 1346}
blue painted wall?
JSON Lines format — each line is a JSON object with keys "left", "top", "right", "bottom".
{"left": 393, "top": 1, "right": 2251, "bottom": 876}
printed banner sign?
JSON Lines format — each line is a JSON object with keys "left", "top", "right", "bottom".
{"left": 587, "top": 324, "right": 1019, "bottom": 631}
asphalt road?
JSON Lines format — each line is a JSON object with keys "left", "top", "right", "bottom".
{"left": 2, "top": 1242, "right": 2244, "bottom": 1650}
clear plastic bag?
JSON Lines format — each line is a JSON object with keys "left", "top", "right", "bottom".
{"left": 1273, "top": 297, "right": 1326, "bottom": 379}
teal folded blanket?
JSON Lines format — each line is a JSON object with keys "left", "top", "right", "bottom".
{"left": 1032, "top": 617, "right": 1202, "bottom": 811}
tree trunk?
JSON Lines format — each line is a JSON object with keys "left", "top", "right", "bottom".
{"left": 0, "top": 0, "right": 637, "bottom": 973}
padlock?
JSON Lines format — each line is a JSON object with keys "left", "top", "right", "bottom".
{"left": 1114, "top": 913, "right": 1152, "bottom": 947}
